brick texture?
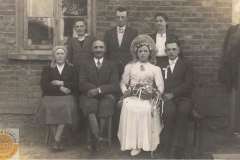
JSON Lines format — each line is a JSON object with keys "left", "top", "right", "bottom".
{"left": 0, "top": 0, "right": 234, "bottom": 116}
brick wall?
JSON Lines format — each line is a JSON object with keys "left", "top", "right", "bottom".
{"left": 96, "top": 0, "right": 232, "bottom": 116}
{"left": 0, "top": 0, "right": 48, "bottom": 115}
{"left": 0, "top": 0, "right": 234, "bottom": 117}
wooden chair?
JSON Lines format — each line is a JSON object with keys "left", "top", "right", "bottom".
{"left": 87, "top": 116, "right": 112, "bottom": 147}
{"left": 45, "top": 125, "right": 73, "bottom": 146}
{"left": 188, "top": 72, "right": 204, "bottom": 155}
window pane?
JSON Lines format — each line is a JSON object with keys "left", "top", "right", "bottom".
{"left": 61, "top": 0, "right": 87, "bottom": 16}
{"left": 28, "top": 18, "right": 54, "bottom": 45}
{"left": 59, "top": 18, "right": 76, "bottom": 45}
{"left": 27, "top": 0, "right": 54, "bottom": 17}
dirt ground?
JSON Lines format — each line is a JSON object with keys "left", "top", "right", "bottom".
{"left": 1, "top": 116, "right": 240, "bottom": 159}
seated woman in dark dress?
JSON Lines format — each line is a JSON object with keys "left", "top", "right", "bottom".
{"left": 35, "top": 46, "right": 78, "bottom": 151}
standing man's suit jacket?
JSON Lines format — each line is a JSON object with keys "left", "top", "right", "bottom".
{"left": 79, "top": 59, "right": 119, "bottom": 96}
{"left": 158, "top": 57, "right": 195, "bottom": 103}
{"left": 104, "top": 26, "right": 138, "bottom": 68}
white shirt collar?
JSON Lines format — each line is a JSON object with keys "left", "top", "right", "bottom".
{"left": 169, "top": 57, "right": 178, "bottom": 64}
{"left": 74, "top": 33, "right": 88, "bottom": 41}
{"left": 157, "top": 32, "right": 166, "bottom": 37}
{"left": 94, "top": 58, "right": 104, "bottom": 64}
{"left": 56, "top": 63, "right": 65, "bottom": 74}
{"left": 117, "top": 25, "right": 126, "bottom": 31}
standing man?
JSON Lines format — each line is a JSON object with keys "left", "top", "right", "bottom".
{"left": 79, "top": 40, "right": 119, "bottom": 153}
{"left": 158, "top": 39, "right": 194, "bottom": 159}
{"left": 104, "top": 7, "right": 138, "bottom": 78}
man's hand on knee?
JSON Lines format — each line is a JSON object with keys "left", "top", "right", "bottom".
{"left": 87, "top": 88, "right": 99, "bottom": 98}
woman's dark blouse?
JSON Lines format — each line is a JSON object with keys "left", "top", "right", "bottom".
{"left": 40, "top": 64, "right": 79, "bottom": 97}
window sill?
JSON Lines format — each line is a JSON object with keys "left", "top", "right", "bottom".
{"left": 8, "top": 51, "right": 53, "bottom": 60}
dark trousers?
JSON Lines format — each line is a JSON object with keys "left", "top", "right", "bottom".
{"left": 160, "top": 99, "right": 193, "bottom": 150}
{"left": 79, "top": 94, "right": 115, "bottom": 118}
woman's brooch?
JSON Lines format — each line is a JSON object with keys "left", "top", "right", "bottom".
{"left": 140, "top": 65, "right": 145, "bottom": 71}
{"left": 162, "top": 65, "right": 170, "bottom": 79}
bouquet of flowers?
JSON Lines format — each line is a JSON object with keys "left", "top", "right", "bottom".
{"left": 118, "top": 79, "right": 162, "bottom": 118}
{"left": 121, "top": 79, "right": 161, "bottom": 109}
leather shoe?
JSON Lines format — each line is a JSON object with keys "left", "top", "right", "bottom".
{"left": 95, "top": 138, "right": 107, "bottom": 150}
{"left": 87, "top": 145, "right": 97, "bottom": 153}
{"left": 51, "top": 140, "right": 60, "bottom": 151}
{"left": 59, "top": 141, "right": 64, "bottom": 150}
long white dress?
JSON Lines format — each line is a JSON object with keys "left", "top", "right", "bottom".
{"left": 118, "top": 61, "right": 164, "bottom": 151}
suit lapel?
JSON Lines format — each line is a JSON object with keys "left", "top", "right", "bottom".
{"left": 166, "top": 31, "right": 171, "bottom": 41}
{"left": 161, "top": 60, "right": 173, "bottom": 81}
{"left": 172, "top": 58, "right": 184, "bottom": 78}
{"left": 98, "top": 59, "right": 108, "bottom": 81}
{"left": 120, "top": 26, "right": 130, "bottom": 47}
{"left": 88, "top": 60, "right": 99, "bottom": 84}
{"left": 152, "top": 33, "right": 157, "bottom": 43}
{"left": 82, "top": 36, "right": 89, "bottom": 50}
{"left": 111, "top": 27, "right": 119, "bottom": 48}
{"left": 61, "top": 64, "right": 70, "bottom": 77}
{"left": 163, "top": 61, "right": 174, "bottom": 81}
{"left": 52, "top": 67, "right": 60, "bottom": 77}
{"left": 73, "top": 38, "right": 82, "bottom": 51}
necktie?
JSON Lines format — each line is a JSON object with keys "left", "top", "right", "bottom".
{"left": 170, "top": 61, "right": 175, "bottom": 73}
{"left": 157, "top": 33, "right": 162, "bottom": 37}
{"left": 118, "top": 27, "right": 124, "bottom": 33}
{"left": 97, "top": 60, "right": 101, "bottom": 72}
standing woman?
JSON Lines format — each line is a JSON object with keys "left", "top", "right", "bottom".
{"left": 67, "top": 19, "right": 96, "bottom": 71}
{"left": 35, "top": 46, "right": 78, "bottom": 151}
{"left": 149, "top": 13, "right": 178, "bottom": 65}
{"left": 118, "top": 35, "right": 164, "bottom": 157}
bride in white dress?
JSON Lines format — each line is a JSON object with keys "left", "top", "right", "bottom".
{"left": 118, "top": 35, "right": 164, "bottom": 156}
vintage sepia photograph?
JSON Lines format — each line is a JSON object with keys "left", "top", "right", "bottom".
{"left": 0, "top": 0, "right": 240, "bottom": 159}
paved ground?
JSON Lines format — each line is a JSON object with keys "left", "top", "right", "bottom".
{"left": 1, "top": 117, "right": 240, "bottom": 159}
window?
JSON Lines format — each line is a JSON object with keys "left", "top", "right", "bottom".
{"left": 25, "top": 0, "right": 93, "bottom": 49}
{"left": 25, "top": 0, "right": 55, "bottom": 49}
{"left": 9, "top": 0, "right": 96, "bottom": 59}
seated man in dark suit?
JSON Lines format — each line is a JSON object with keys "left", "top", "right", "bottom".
{"left": 158, "top": 39, "right": 194, "bottom": 159}
{"left": 79, "top": 40, "right": 119, "bottom": 152}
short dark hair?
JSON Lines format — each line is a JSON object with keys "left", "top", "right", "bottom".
{"left": 165, "top": 39, "right": 181, "bottom": 48}
{"left": 115, "top": 7, "right": 128, "bottom": 16}
{"left": 91, "top": 40, "right": 106, "bottom": 51}
{"left": 73, "top": 19, "right": 87, "bottom": 26}
{"left": 165, "top": 39, "right": 185, "bottom": 59}
{"left": 155, "top": 12, "right": 169, "bottom": 29}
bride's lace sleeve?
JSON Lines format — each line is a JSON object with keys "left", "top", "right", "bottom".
{"left": 154, "top": 66, "right": 164, "bottom": 94}
{"left": 120, "top": 63, "right": 133, "bottom": 94}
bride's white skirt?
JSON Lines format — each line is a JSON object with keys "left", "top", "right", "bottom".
{"left": 117, "top": 96, "right": 163, "bottom": 151}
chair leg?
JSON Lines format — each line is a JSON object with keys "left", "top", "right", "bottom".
{"left": 193, "top": 122, "right": 197, "bottom": 146}
{"left": 108, "top": 117, "right": 112, "bottom": 147}
{"left": 87, "top": 127, "right": 91, "bottom": 145}
{"left": 198, "top": 121, "right": 203, "bottom": 155}
{"left": 69, "top": 128, "right": 73, "bottom": 146}
{"left": 45, "top": 125, "right": 50, "bottom": 145}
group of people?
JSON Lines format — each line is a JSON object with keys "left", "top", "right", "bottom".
{"left": 35, "top": 7, "right": 194, "bottom": 159}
